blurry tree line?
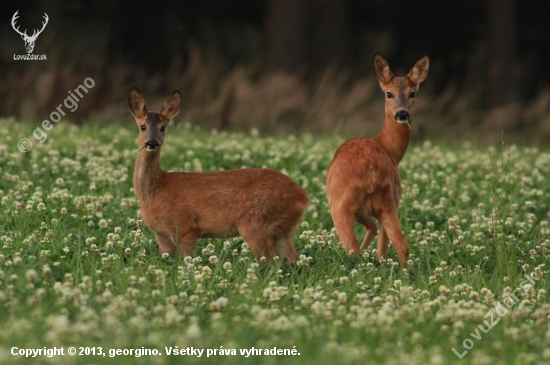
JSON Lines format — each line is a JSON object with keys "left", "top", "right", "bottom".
{"left": 1, "top": 0, "right": 549, "bottom": 141}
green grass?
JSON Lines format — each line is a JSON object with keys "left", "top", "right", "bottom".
{"left": 0, "top": 119, "right": 549, "bottom": 365}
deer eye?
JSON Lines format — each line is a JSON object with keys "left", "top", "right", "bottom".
{"left": 160, "top": 126, "right": 166, "bottom": 133}
{"left": 140, "top": 125, "right": 146, "bottom": 131}
{"left": 386, "top": 92, "right": 393, "bottom": 99}
{"left": 409, "top": 92, "right": 416, "bottom": 98}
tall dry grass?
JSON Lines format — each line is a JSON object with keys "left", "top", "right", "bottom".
{"left": 2, "top": 25, "right": 550, "bottom": 143}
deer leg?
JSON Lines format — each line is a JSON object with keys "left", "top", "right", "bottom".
{"left": 376, "top": 228, "right": 390, "bottom": 259}
{"left": 176, "top": 228, "right": 200, "bottom": 257}
{"left": 378, "top": 209, "right": 409, "bottom": 267}
{"left": 237, "top": 223, "right": 275, "bottom": 262}
{"left": 274, "top": 236, "right": 299, "bottom": 264}
{"left": 358, "top": 217, "right": 378, "bottom": 251}
{"left": 154, "top": 232, "right": 176, "bottom": 257}
{"left": 330, "top": 204, "right": 361, "bottom": 254}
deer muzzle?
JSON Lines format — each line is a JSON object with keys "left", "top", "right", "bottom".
{"left": 145, "top": 140, "right": 160, "bottom": 152}
{"left": 395, "top": 110, "right": 410, "bottom": 123}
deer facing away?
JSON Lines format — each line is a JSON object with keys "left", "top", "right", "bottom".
{"left": 326, "top": 53, "right": 429, "bottom": 267}
{"left": 129, "top": 88, "right": 307, "bottom": 263}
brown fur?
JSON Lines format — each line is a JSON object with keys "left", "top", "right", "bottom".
{"left": 129, "top": 88, "right": 307, "bottom": 264}
{"left": 326, "top": 54, "right": 429, "bottom": 267}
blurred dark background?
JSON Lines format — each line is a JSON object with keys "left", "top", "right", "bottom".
{"left": 1, "top": 0, "right": 549, "bottom": 142}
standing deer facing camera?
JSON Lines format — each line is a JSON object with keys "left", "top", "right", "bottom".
{"left": 129, "top": 88, "right": 307, "bottom": 263}
{"left": 326, "top": 53, "right": 429, "bottom": 267}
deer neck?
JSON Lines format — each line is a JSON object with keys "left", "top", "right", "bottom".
{"left": 374, "top": 114, "right": 411, "bottom": 165}
{"left": 133, "top": 149, "right": 163, "bottom": 207}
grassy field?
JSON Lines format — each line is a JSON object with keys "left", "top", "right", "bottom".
{"left": 0, "top": 119, "right": 549, "bottom": 365}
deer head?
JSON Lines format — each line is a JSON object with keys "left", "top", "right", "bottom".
{"left": 373, "top": 53, "right": 429, "bottom": 126}
{"left": 12, "top": 11, "right": 49, "bottom": 54}
{"left": 128, "top": 88, "right": 182, "bottom": 152}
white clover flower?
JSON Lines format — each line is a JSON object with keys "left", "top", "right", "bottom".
{"left": 438, "top": 285, "right": 450, "bottom": 297}
{"left": 186, "top": 318, "right": 201, "bottom": 338}
{"left": 523, "top": 284, "right": 534, "bottom": 298}
{"left": 25, "top": 269, "right": 37, "bottom": 282}
{"left": 453, "top": 320, "right": 465, "bottom": 332}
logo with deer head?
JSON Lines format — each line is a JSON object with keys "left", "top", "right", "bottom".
{"left": 11, "top": 10, "right": 49, "bottom": 54}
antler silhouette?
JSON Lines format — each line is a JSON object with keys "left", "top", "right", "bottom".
{"left": 11, "top": 11, "right": 49, "bottom": 40}
{"left": 31, "top": 13, "right": 49, "bottom": 39}
{"left": 11, "top": 11, "right": 49, "bottom": 53}
{"left": 11, "top": 11, "right": 27, "bottom": 38}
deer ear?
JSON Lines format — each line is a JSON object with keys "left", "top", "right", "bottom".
{"left": 128, "top": 87, "right": 147, "bottom": 119}
{"left": 160, "top": 90, "right": 181, "bottom": 121}
{"left": 407, "top": 56, "right": 429, "bottom": 85}
{"left": 373, "top": 53, "right": 394, "bottom": 85}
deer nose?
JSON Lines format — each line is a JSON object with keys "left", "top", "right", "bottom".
{"left": 145, "top": 140, "right": 160, "bottom": 149}
{"left": 395, "top": 110, "right": 410, "bottom": 122}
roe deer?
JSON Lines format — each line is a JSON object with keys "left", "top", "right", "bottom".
{"left": 326, "top": 53, "right": 429, "bottom": 267}
{"left": 129, "top": 88, "right": 307, "bottom": 263}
